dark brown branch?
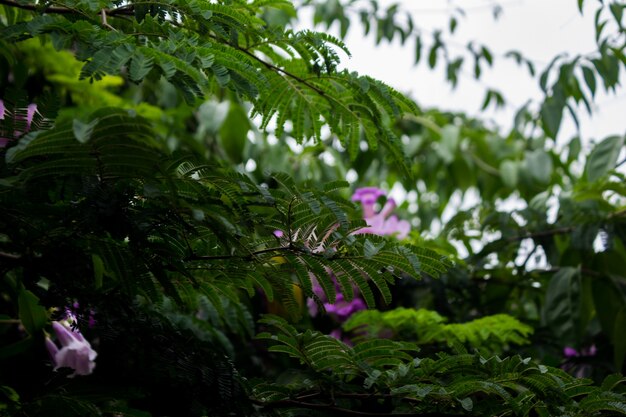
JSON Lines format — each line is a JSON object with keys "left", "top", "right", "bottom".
{"left": 505, "top": 226, "right": 574, "bottom": 243}
{"left": 234, "top": 45, "right": 328, "bottom": 98}
{"left": 188, "top": 246, "right": 292, "bottom": 261}
{"left": 0, "top": 0, "right": 134, "bottom": 16}
{"left": 0, "top": 251, "right": 21, "bottom": 260}
{"left": 251, "top": 398, "right": 463, "bottom": 417}
{"left": 0, "top": 0, "right": 73, "bottom": 14}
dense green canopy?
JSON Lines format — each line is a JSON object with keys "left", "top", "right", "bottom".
{"left": 0, "top": 0, "right": 625, "bottom": 416}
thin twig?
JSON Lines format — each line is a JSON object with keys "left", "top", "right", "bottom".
{"left": 250, "top": 397, "right": 462, "bottom": 417}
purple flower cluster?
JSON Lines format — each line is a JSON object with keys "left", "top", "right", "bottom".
{"left": 352, "top": 187, "right": 411, "bottom": 239}
{"left": 0, "top": 100, "right": 38, "bottom": 148}
{"left": 307, "top": 278, "right": 367, "bottom": 321}
{"left": 562, "top": 344, "right": 597, "bottom": 378}
{"left": 308, "top": 187, "right": 411, "bottom": 342}
{"left": 45, "top": 315, "right": 97, "bottom": 377}
{"left": 564, "top": 345, "right": 597, "bottom": 358}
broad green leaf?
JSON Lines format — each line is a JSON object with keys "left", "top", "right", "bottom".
{"left": 610, "top": 2, "right": 624, "bottom": 25}
{"left": 0, "top": 337, "right": 33, "bottom": 360}
{"left": 614, "top": 307, "right": 626, "bottom": 370}
{"left": 18, "top": 289, "right": 48, "bottom": 335}
{"left": 582, "top": 66, "right": 597, "bottom": 97}
{"left": 499, "top": 160, "right": 518, "bottom": 188}
{"left": 542, "top": 267, "right": 581, "bottom": 342}
{"left": 439, "top": 125, "right": 459, "bottom": 164}
{"left": 197, "top": 100, "right": 230, "bottom": 135}
{"left": 585, "top": 135, "right": 624, "bottom": 182}
{"left": 592, "top": 276, "right": 626, "bottom": 340}
{"left": 525, "top": 149, "right": 552, "bottom": 184}
{"left": 540, "top": 91, "right": 565, "bottom": 138}
{"left": 219, "top": 101, "right": 250, "bottom": 164}
{"left": 567, "top": 136, "right": 582, "bottom": 162}
{"left": 458, "top": 397, "right": 473, "bottom": 412}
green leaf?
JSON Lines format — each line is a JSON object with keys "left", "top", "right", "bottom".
{"left": 129, "top": 51, "right": 154, "bottom": 82}
{"left": 525, "top": 149, "right": 552, "bottom": 184}
{"left": 414, "top": 35, "right": 422, "bottom": 65}
{"left": 0, "top": 337, "right": 34, "bottom": 360}
{"left": 585, "top": 135, "right": 625, "bottom": 182}
{"left": 542, "top": 267, "right": 581, "bottom": 342}
{"left": 499, "top": 160, "right": 518, "bottom": 188}
{"left": 92, "top": 254, "right": 104, "bottom": 289}
{"left": 364, "top": 239, "right": 385, "bottom": 258}
{"left": 72, "top": 118, "right": 99, "bottom": 144}
{"left": 614, "top": 307, "right": 626, "bottom": 370}
{"left": 568, "top": 136, "right": 582, "bottom": 162}
{"left": 449, "top": 17, "right": 457, "bottom": 34}
{"left": 610, "top": 2, "right": 624, "bottom": 25}
{"left": 582, "top": 65, "right": 597, "bottom": 97}
{"left": 540, "top": 91, "right": 565, "bottom": 138}
{"left": 428, "top": 44, "right": 438, "bottom": 69}
{"left": 18, "top": 289, "right": 48, "bottom": 335}
{"left": 438, "top": 125, "right": 459, "bottom": 164}
{"left": 219, "top": 101, "right": 250, "bottom": 164}
{"left": 592, "top": 276, "right": 626, "bottom": 340}
{"left": 458, "top": 397, "right": 473, "bottom": 412}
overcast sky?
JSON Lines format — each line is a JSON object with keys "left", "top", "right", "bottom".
{"left": 299, "top": 0, "right": 626, "bottom": 148}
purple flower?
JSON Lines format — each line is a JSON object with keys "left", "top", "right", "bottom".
{"left": 353, "top": 197, "right": 411, "bottom": 239}
{"left": 307, "top": 278, "right": 366, "bottom": 321}
{"left": 563, "top": 346, "right": 579, "bottom": 358}
{"left": 324, "top": 292, "right": 366, "bottom": 320}
{"left": 563, "top": 344, "right": 597, "bottom": 358}
{"left": 273, "top": 230, "right": 284, "bottom": 238}
{"left": 45, "top": 319, "right": 97, "bottom": 377}
{"left": 352, "top": 187, "right": 385, "bottom": 218}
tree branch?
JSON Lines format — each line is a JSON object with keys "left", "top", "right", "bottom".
{"left": 505, "top": 226, "right": 574, "bottom": 243}
{"left": 251, "top": 398, "right": 463, "bottom": 417}
{"left": 0, "top": 0, "right": 134, "bottom": 16}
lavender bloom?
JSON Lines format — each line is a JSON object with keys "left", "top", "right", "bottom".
{"left": 562, "top": 344, "right": 597, "bottom": 378}
{"left": 353, "top": 197, "right": 411, "bottom": 239}
{"left": 352, "top": 187, "right": 385, "bottom": 218}
{"left": 563, "top": 346, "right": 579, "bottom": 358}
{"left": 45, "top": 319, "right": 97, "bottom": 377}
{"left": 324, "top": 292, "right": 366, "bottom": 320}
{"left": 307, "top": 279, "right": 366, "bottom": 321}
{"left": 563, "top": 345, "right": 597, "bottom": 358}
{"left": 307, "top": 188, "right": 411, "bottom": 323}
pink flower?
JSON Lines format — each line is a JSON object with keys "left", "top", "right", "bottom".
{"left": 563, "top": 346, "right": 579, "bottom": 358}
{"left": 45, "top": 319, "right": 97, "bottom": 377}
{"left": 352, "top": 187, "right": 385, "bottom": 218}
{"left": 353, "top": 197, "right": 411, "bottom": 239}
{"left": 307, "top": 278, "right": 366, "bottom": 321}
{"left": 0, "top": 100, "right": 38, "bottom": 148}
{"left": 563, "top": 345, "right": 597, "bottom": 358}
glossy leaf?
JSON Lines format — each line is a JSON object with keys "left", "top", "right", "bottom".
{"left": 585, "top": 135, "right": 625, "bottom": 182}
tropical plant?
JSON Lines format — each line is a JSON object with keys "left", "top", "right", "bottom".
{"left": 0, "top": 0, "right": 625, "bottom": 416}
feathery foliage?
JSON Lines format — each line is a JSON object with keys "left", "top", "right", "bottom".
{"left": 343, "top": 307, "right": 533, "bottom": 354}
{"left": 254, "top": 316, "right": 626, "bottom": 416}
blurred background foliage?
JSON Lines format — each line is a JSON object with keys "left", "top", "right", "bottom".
{"left": 0, "top": 0, "right": 625, "bottom": 416}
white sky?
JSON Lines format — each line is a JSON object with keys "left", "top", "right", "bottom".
{"left": 299, "top": 0, "right": 626, "bottom": 147}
